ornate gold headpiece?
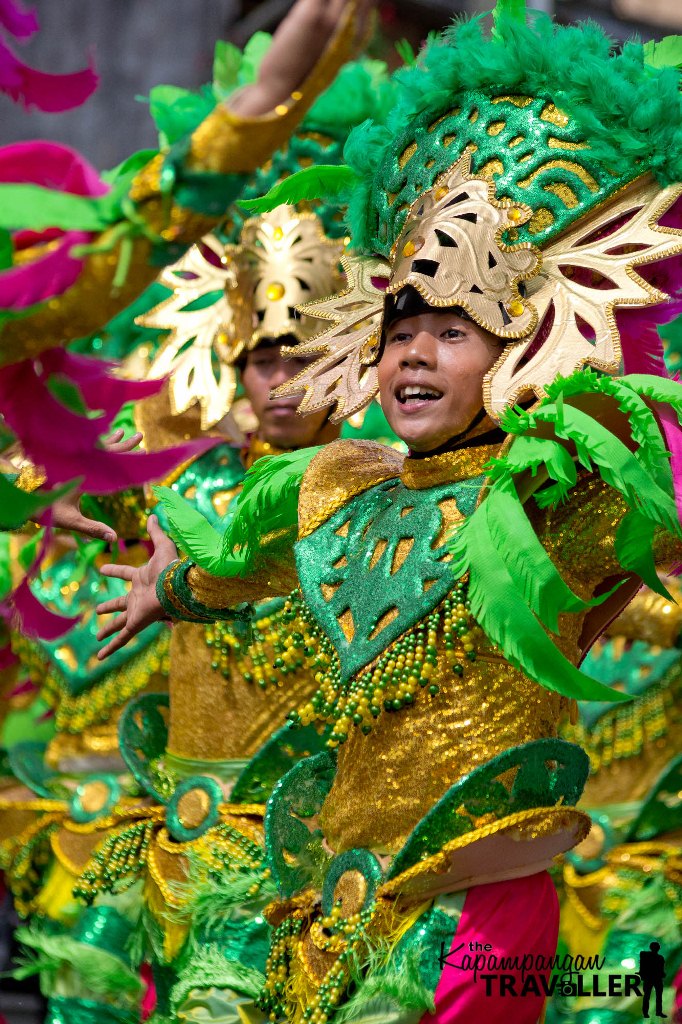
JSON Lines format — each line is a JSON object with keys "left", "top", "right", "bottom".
{"left": 138, "top": 209, "right": 344, "bottom": 428}
{"left": 274, "top": 152, "right": 682, "bottom": 422}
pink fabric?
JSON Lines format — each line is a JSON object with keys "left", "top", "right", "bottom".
{"left": 141, "top": 964, "right": 156, "bottom": 1020}
{"left": 420, "top": 872, "right": 559, "bottom": 1024}
{"left": 673, "top": 963, "right": 682, "bottom": 1023}
{"left": 0, "top": 0, "right": 38, "bottom": 40}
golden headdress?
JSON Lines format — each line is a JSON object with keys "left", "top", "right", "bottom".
{"left": 255, "top": 8, "right": 682, "bottom": 422}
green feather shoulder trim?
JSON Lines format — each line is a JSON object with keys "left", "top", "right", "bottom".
{"left": 155, "top": 445, "right": 321, "bottom": 577}
{"left": 448, "top": 370, "right": 682, "bottom": 704}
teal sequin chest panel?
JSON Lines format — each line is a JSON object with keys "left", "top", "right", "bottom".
{"left": 154, "top": 443, "right": 245, "bottom": 534}
{"left": 295, "top": 474, "right": 485, "bottom": 680}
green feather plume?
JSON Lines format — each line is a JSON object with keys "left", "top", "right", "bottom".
{"left": 0, "top": 475, "right": 74, "bottom": 531}
{"left": 342, "top": 14, "right": 682, "bottom": 255}
{"left": 239, "top": 165, "right": 359, "bottom": 214}
{"left": 338, "top": 946, "right": 435, "bottom": 1024}
{"left": 155, "top": 446, "right": 320, "bottom": 577}
{"left": 153, "top": 484, "right": 232, "bottom": 572}
{"left": 13, "top": 926, "right": 142, "bottom": 998}
{"left": 449, "top": 371, "right": 682, "bottom": 705}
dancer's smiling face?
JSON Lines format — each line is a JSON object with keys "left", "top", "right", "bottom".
{"left": 378, "top": 306, "right": 503, "bottom": 453}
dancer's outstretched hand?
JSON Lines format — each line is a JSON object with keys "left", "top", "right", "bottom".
{"left": 96, "top": 514, "right": 178, "bottom": 660}
{"left": 229, "top": 0, "right": 374, "bottom": 118}
{"left": 49, "top": 428, "right": 144, "bottom": 543}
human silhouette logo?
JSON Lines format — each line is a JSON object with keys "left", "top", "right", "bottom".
{"left": 639, "top": 941, "right": 667, "bottom": 1019}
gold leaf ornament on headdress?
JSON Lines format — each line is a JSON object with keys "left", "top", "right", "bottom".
{"left": 278, "top": 156, "right": 682, "bottom": 423}
{"left": 139, "top": 236, "right": 251, "bottom": 429}
{"left": 484, "top": 174, "right": 682, "bottom": 415}
{"left": 239, "top": 206, "right": 344, "bottom": 345}
{"left": 388, "top": 151, "right": 539, "bottom": 337}
{"left": 139, "top": 210, "right": 344, "bottom": 428}
{"left": 271, "top": 253, "right": 388, "bottom": 422}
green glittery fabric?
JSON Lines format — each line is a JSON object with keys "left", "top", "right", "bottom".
{"left": 118, "top": 693, "right": 171, "bottom": 802}
{"left": 45, "top": 997, "right": 137, "bottom": 1024}
{"left": 396, "top": 893, "right": 464, "bottom": 1000}
{"left": 8, "top": 740, "right": 68, "bottom": 798}
{"left": 264, "top": 749, "right": 336, "bottom": 898}
{"left": 367, "top": 91, "right": 633, "bottom": 257}
{"left": 23, "top": 550, "right": 164, "bottom": 698}
{"left": 389, "top": 738, "right": 589, "bottom": 879}
{"left": 153, "top": 443, "right": 245, "bottom": 535}
{"left": 217, "top": 132, "right": 349, "bottom": 246}
{"left": 230, "top": 721, "right": 328, "bottom": 804}
{"left": 295, "top": 474, "right": 485, "bottom": 680}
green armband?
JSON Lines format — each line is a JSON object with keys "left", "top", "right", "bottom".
{"left": 156, "top": 557, "right": 252, "bottom": 626}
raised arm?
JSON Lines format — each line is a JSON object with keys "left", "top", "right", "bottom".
{"left": 1, "top": 0, "right": 370, "bottom": 363}
{"left": 95, "top": 445, "right": 319, "bottom": 657}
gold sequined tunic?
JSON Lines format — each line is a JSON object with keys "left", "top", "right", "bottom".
{"left": 170, "top": 436, "right": 668, "bottom": 873}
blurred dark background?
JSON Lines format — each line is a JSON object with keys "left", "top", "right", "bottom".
{"left": 1, "top": 0, "right": 680, "bottom": 170}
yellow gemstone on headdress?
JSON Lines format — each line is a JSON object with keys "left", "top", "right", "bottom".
{"left": 267, "top": 282, "right": 285, "bottom": 301}
{"left": 273, "top": 226, "right": 284, "bottom": 242}
{"left": 402, "top": 237, "right": 424, "bottom": 258}
{"left": 508, "top": 299, "right": 525, "bottom": 317}
{"left": 435, "top": 186, "right": 449, "bottom": 201}
{"left": 79, "top": 780, "right": 110, "bottom": 814}
{"left": 508, "top": 208, "right": 523, "bottom": 223}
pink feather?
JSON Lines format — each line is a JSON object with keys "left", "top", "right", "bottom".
{"left": 0, "top": 230, "right": 88, "bottom": 310}
{"left": 0, "top": 143, "right": 109, "bottom": 310}
{"left": 0, "top": 36, "right": 97, "bottom": 112}
{"left": 0, "top": 525, "right": 80, "bottom": 640}
{"left": 0, "top": 0, "right": 38, "bottom": 40}
{"left": 0, "top": 357, "right": 220, "bottom": 494}
{"left": 0, "top": 140, "right": 107, "bottom": 195}
{"left": 39, "top": 349, "right": 169, "bottom": 419}
{"left": 8, "top": 677, "right": 38, "bottom": 698}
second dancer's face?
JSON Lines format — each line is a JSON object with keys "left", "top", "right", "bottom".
{"left": 378, "top": 311, "right": 503, "bottom": 453}
{"left": 242, "top": 340, "right": 335, "bottom": 448}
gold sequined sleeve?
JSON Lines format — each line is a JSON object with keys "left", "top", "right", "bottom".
{"left": 0, "top": 7, "right": 358, "bottom": 366}
{"left": 14, "top": 462, "right": 47, "bottom": 494}
{"left": 157, "top": 530, "right": 298, "bottom": 622}
{"left": 538, "top": 473, "right": 682, "bottom": 584}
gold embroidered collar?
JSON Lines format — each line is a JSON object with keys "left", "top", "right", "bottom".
{"left": 401, "top": 441, "right": 502, "bottom": 489}
{"left": 243, "top": 436, "right": 291, "bottom": 470}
